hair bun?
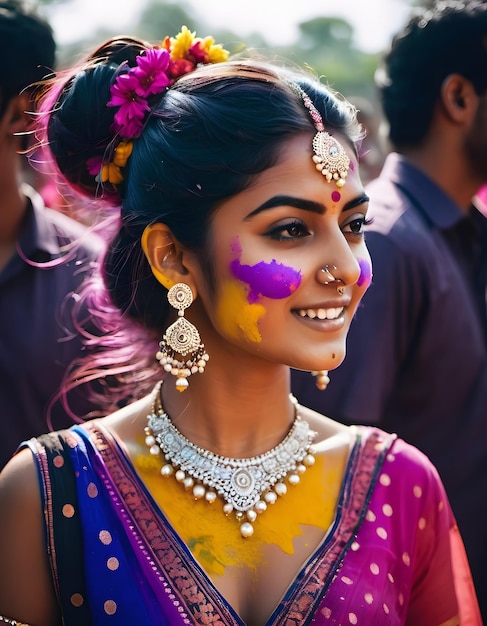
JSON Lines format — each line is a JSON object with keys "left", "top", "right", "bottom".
{"left": 44, "top": 37, "right": 150, "bottom": 200}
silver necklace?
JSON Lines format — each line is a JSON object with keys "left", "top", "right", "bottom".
{"left": 144, "top": 382, "right": 317, "bottom": 538}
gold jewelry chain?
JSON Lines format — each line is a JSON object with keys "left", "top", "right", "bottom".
{"left": 144, "top": 382, "right": 317, "bottom": 538}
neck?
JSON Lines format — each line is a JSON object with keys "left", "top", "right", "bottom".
{"left": 0, "top": 167, "right": 28, "bottom": 244}
{"left": 401, "top": 141, "right": 483, "bottom": 213}
{"left": 160, "top": 361, "right": 294, "bottom": 458}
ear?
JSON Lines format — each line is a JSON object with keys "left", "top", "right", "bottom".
{"left": 141, "top": 223, "right": 196, "bottom": 293}
{"left": 2, "top": 93, "right": 31, "bottom": 136}
{"left": 441, "top": 74, "right": 478, "bottom": 124}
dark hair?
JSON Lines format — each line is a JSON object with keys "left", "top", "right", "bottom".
{"left": 0, "top": 0, "right": 56, "bottom": 117}
{"left": 376, "top": 0, "right": 487, "bottom": 149}
{"left": 38, "top": 34, "right": 360, "bottom": 411}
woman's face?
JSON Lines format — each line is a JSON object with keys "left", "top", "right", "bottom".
{"left": 192, "top": 133, "right": 372, "bottom": 373}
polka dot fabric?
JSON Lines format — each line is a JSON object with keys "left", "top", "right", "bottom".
{"left": 315, "top": 437, "right": 460, "bottom": 624}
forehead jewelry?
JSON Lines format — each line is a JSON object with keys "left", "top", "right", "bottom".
{"left": 145, "top": 382, "right": 317, "bottom": 538}
{"left": 288, "top": 82, "right": 350, "bottom": 188}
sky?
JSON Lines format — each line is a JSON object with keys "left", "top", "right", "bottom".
{"left": 46, "top": 0, "right": 412, "bottom": 54}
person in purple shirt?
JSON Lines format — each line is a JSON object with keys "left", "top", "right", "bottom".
{"left": 0, "top": 1, "right": 104, "bottom": 469}
{"left": 292, "top": 0, "right": 487, "bottom": 616}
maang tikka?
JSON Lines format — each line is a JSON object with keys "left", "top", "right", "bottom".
{"left": 288, "top": 82, "right": 350, "bottom": 188}
{"left": 156, "top": 283, "right": 209, "bottom": 392}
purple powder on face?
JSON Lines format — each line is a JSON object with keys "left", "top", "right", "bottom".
{"left": 230, "top": 258, "right": 302, "bottom": 304}
{"left": 357, "top": 258, "right": 372, "bottom": 287}
{"left": 331, "top": 190, "right": 341, "bottom": 203}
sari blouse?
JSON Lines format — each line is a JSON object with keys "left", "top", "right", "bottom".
{"left": 26, "top": 422, "right": 481, "bottom": 626}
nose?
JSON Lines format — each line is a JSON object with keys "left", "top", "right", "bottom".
{"left": 315, "top": 232, "right": 361, "bottom": 287}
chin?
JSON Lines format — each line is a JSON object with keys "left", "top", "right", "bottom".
{"left": 296, "top": 345, "right": 347, "bottom": 373}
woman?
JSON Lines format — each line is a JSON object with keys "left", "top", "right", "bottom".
{"left": 0, "top": 26, "right": 480, "bottom": 626}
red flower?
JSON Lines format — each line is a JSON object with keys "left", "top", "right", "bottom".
{"left": 168, "top": 58, "right": 195, "bottom": 79}
{"left": 189, "top": 41, "right": 209, "bottom": 64}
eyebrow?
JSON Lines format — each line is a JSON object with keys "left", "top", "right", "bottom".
{"left": 245, "top": 193, "right": 370, "bottom": 219}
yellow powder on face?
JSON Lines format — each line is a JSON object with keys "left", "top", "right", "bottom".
{"left": 216, "top": 281, "right": 265, "bottom": 343}
{"left": 134, "top": 454, "right": 342, "bottom": 576}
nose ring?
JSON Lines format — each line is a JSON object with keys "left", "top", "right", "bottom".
{"left": 319, "top": 264, "right": 338, "bottom": 284}
{"left": 319, "top": 264, "right": 345, "bottom": 295}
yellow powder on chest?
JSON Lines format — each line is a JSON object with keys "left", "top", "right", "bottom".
{"left": 134, "top": 454, "right": 342, "bottom": 576}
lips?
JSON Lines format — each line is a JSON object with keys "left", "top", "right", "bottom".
{"left": 297, "top": 307, "right": 344, "bottom": 320}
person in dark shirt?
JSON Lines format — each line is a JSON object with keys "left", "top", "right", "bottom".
{"left": 0, "top": 1, "right": 104, "bottom": 469}
{"left": 292, "top": 0, "right": 487, "bottom": 616}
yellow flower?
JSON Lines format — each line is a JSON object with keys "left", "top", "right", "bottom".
{"left": 101, "top": 162, "right": 124, "bottom": 185}
{"left": 202, "top": 36, "right": 230, "bottom": 63}
{"left": 208, "top": 44, "right": 230, "bottom": 63}
{"left": 170, "top": 25, "right": 196, "bottom": 60}
{"left": 112, "top": 141, "right": 133, "bottom": 168}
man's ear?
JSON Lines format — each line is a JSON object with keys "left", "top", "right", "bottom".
{"left": 3, "top": 93, "right": 31, "bottom": 136}
{"left": 441, "top": 74, "right": 478, "bottom": 124}
{"left": 141, "top": 223, "right": 194, "bottom": 292}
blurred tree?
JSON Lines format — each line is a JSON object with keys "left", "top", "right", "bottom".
{"left": 34, "top": 0, "right": 419, "bottom": 100}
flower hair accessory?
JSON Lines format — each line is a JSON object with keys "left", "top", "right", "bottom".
{"left": 288, "top": 82, "right": 350, "bottom": 188}
{"left": 90, "top": 26, "right": 229, "bottom": 186}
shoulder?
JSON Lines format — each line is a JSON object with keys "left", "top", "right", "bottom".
{"left": 0, "top": 446, "right": 41, "bottom": 508}
{"left": 299, "top": 404, "right": 352, "bottom": 443}
{"left": 379, "top": 435, "right": 449, "bottom": 505}
{"left": 0, "top": 448, "right": 46, "bottom": 576}
{"left": 0, "top": 448, "right": 62, "bottom": 624}
{"left": 365, "top": 173, "right": 435, "bottom": 257}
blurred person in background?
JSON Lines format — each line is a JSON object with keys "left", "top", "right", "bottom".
{"left": 0, "top": 0, "right": 104, "bottom": 469}
{"left": 292, "top": 0, "right": 487, "bottom": 616}
{"left": 348, "top": 94, "right": 388, "bottom": 185}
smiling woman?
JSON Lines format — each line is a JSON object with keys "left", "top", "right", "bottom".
{"left": 0, "top": 24, "right": 481, "bottom": 626}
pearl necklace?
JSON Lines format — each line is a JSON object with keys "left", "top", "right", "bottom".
{"left": 144, "top": 383, "right": 317, "bottom": 538}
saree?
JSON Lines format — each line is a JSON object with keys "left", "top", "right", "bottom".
{"left": 26, "top": 422, "right": 480, "bottom": 626}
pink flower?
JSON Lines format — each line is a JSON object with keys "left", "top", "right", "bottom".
{"left": 113, "top": 108, "right": 146, "bottom": 138}
{"left": 134, "top": 48, "right": 171, "bottom": 97}
{"left": 86, "top": 155, "right": 103, "bottom": 176}
{"left": 108, "top": 72, "right": 150, "bottom": 138}
{"left": 108, "top": 72, "right": 141, "bottom": 107}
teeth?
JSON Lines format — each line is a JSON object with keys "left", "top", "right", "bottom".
{"left": 298, "top": 307, "right": 343, "bottom": 320}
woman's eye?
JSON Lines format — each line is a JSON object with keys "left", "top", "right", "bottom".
{"left": 266, "top": 220, "right": 311, "bottom": 241}
{"left": 342, "top": 216, "right": 371, "bottom": 235}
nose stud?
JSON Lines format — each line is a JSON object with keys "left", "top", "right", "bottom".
{"left": 319, "top": 264, "right": 338, "bottom": 285}
{"left": 318, "top": 265, "right": 345, "bottom": 295}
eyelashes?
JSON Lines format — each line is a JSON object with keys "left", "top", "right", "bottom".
{"left": 265, "top": 216, "right": 373, "bottom": 241}
{"left": 264, "top": 220, "right": 311, "bottom": 241}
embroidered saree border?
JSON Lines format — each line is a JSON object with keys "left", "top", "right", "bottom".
{"left": 84, "top": 422, "right": 243, "bottom": 626}
{"left": 269, "top": 426, "right": 396, "bottom": 625}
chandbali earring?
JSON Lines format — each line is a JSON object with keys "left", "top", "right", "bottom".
{"left": 318, "top": 265, "right": 345, "bottom": 295}
{"left": 311, "top": 370, "right": 330, "bottom": 390}
{"left": 156, "top": 283, "right": 209, "bottom": 392}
